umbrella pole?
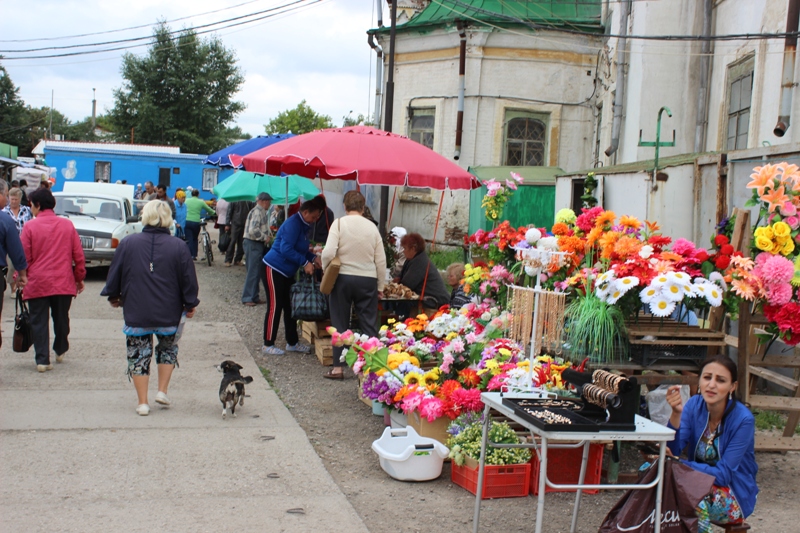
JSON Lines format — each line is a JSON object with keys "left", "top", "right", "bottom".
{"left": 430, "top": 191, "right": 445, "bottom": 252}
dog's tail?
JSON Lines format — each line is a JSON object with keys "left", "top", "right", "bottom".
{"left": 242, "top": 376, "right": 254, "bottom": 384}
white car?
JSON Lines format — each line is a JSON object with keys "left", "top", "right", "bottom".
{"left": 53, "top": 183, "right": 143, "bottom": 267}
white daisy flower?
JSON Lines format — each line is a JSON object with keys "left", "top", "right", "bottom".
{"left": 662, "top": 282, "right": 686, "bottom": 302}
{"left": 704, "top": 284, "right": 723, "bottom": 307}
{"left": 639, "top": 284, "right": 660, "bottom": 304}
{"left": 615, "top": 276, "right": 640, "bottom": 295}
{"left": 682, "top": 283, "right": 696, "bottom": 298}
{"left": 650, "top": 274, "right": 670, "bottom": 287}
{"left": 606, "top": 288, "right": 625, "bottom": 304}
{"left": 649, "top": 296, "right": 677, "bottom": 317}
{"left": 667, "top": 271, "right": 690, "bottom": 284}
{"left": 595, "top": 284, "right": 611, "bottom": 299}
{"left": 709, "top": 272, "right": 728, "bottom": 292}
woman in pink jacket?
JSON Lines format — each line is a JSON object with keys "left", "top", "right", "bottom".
{"left": 21, "top": 188, "right": 86, "bottom": 373}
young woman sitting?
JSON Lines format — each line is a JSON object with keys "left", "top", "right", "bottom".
{"left": 665, "top": 355, "right": 758, "bottom": 532}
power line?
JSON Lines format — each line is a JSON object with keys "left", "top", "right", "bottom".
{"left": 0, "top": 0, "right": 266, "bottom": 43}
{"left": 1, "top": 0, "right": 320, "bottom": 60}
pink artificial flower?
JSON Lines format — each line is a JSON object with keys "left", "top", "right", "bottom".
{"left": 755, "top": 252, "right": 771, "bottom": 268}
{"left": 768, "top": 213, "right": 777, "bottom": 224}
{"left": 761, "top": 254, "right": 794, "bottom": 284}
{"left": 450, "top": 387, "right": 484, "bottom": 412}
{"left": 449, "top": 338, "right": 465, "bottom": 353}
{"left": 486, "top": 374, "right": 505, "bottom": 391}
{"left": 786, "top": 216, "right": 800, "bottom": 230}
{"left": 671, "top": 238, "right": 696, "bottom": 256}
{"left": 781, "top": 201, "right": 798, "bottom": 217}
{"left": 419, "top": 397, "right": 444, "bottom": 422}
{"left": 400, "top": 390, "right": 424, "bottom": 415}
{"left": 440, "top": 353, "right": 454, "bottom": 374}
{"left": 510, "top": 171, "right": 524, "bottom": 184}
{"left": 465, "top": 332, "right": 480, "bottom": 344}
{"left": 484, "top": 179, "right": 502, "bottom": 197}
{"left": 767, "top": 283, "right": 793, "bottom": 306}
{"left": 505, "top": 179, "right": 518, "bottom": 190}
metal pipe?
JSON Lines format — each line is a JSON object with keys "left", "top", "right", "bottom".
{"left": 604, "top": 0, "right": 631, "bottom": 157}
{"left": 454, "top": 22, "right": 467, "bottom": 160}
{"left": 774, "top": 0, "right": 800, "bottom": 137}
{"left": 368, "top": 34, "right": 384, "bottom": 129}
{"left": 376, "top": 0, "right": 383, "bottom": 28}
{"left": 694, "top": 0, "right": 712, "bottom": 152}
{"left": 379, "top": 0, "right": 398, "bottom": 239}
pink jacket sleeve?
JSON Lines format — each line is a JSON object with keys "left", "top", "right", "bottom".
{"left": 71, "top": 229, "right": 86, "bottom": 283}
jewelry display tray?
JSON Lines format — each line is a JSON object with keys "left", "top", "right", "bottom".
{"left": 502, "top": 398, "right": 602, "bottom": 433}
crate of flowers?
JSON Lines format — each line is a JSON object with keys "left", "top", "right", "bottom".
{"left": 447, "top": 414, "right": 531, "bottom": 499}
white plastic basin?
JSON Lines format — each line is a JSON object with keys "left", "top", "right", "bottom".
{"left": 371, "top": 425, "right": 449, "bottom": 481}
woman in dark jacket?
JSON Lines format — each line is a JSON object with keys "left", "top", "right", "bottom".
{"left": 101, "top": 200, "right": 200, "bottom": 416}
{"left": 396, "top": 233, "right": 450, "bottom": 315}
{"left": 666, "top": 355, "right": 758, "bottom": 532}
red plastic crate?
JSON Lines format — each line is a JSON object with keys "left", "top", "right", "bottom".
{"left": 530, "top": 443, "right": 604, "bottom": 495}
{"left": 451, "top": 457, "right": 531, "bottom": 499}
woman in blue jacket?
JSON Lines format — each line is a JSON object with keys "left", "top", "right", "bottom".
{"left": 666, "top": 355, "right": 758, "bottom": 532}
{"left": 261, "top": 197, "right": 323, "bottom": 355}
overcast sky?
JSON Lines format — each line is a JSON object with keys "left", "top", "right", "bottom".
{"left": 1, "top": 0, "right": 379, "bottom": 142}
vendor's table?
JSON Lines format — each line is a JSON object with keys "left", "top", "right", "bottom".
{"left": 473, "top": 393, "right": 675, "bottom": 533}
{"left": 378, "top": 298, "right": 421, "bottom": 322}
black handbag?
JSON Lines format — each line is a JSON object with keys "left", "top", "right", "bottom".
{"left": 13, "top": 290, "right": 34, "bottom": 353}
{"left": 218, "top": 230, "right": 231, "bottom": 253}
{"left": 291, "top": 274, "right": 329, "bottom": 321}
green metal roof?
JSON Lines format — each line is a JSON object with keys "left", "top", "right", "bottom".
{"left": 559, "top": 152, "right": 719, "bottom": 177}
{"left": 371, "top": 0, "right": 603, "bottom": 34}
{"left": 469, "top": 165, "right": 563, "bottom": 184}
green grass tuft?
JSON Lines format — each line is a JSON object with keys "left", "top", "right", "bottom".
{"left": 564, "top": 292, "right": 628, "bottom": 364}
{"left": 429, "top": 248, "right": 466, "bottom": 270}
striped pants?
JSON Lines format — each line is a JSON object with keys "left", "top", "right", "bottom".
{"left": 263, "top": 265, "right": 299, "bottom": 347}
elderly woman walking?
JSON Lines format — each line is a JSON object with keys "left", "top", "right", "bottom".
{"left": 101, "top": 201, "right": 200, "bottom": 416}
{"left": 2, "top": 187, "right": 32, "bottom": 292}
{"left": 21, "top": 188, "right": 86, "bottom": 373}
{"left": 321, "top": 191, "right": 386, "bottom": 379}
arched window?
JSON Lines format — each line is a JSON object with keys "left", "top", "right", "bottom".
{"left": 504, "top": 115, "right": 547, "bottom": 166}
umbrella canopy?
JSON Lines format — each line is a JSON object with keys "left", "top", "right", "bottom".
{"left": 212, "top": 171, "right": 320, "bottom": 203}
{"left": 237, "top": 126, "right": 480, "bottom": 190}
{"left": 204, "top": 134, "right": 295, "bottom": 168}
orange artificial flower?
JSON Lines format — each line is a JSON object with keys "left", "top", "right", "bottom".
{"left": 659, "top": 251, "right": 683, "bottom": 262}
{"left": 558, "top": 235, "right": 585, "bottom": 256}
{"left": 761, "top": 184, "right": 791, "bottom": 213}
{"left": 747, "top": 165, "right": 779, "bottom": 196}
{"left": 613, "top": 236, "right": 643, "bottom": 258}
{"left": 552, "top": 222, "right": 570, "bottom": 236}
{"left": 645, "top": 220, "right": 660, "bottom": 232}
{"left": 586, "top": 226, "right": 603, "bottom": 247}
{"left": 598, "top": 231, "right": 620, "bottom": 259}
{"left": 619, "top": 215, "right": 642, "bottom": 230}
{"left": 458, "top": 368, "right": 481, "bottom": 388}
{"left": 394, "top": 385, "right": 412, "bottom": 403}
{"left": 594, "top": 210, "right": 616, "bottom": 229}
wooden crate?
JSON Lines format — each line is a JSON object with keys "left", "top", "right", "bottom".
{"left": 309, "top": 320, "right": 331, "bottom": 338}
{"left": 301, "top": 329, "right": 315, "bottom": 346}
{"left": 625, "top": 318, "right": 726, "bottom": 367}
{"left": 315, "top": 336, "right": 333, "bottom": 366}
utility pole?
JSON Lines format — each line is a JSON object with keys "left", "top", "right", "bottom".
{"left": 48, "top": 90, "right": 54, "bottom": 139}
{"left": 378, "top": 0, "right": 398, "bottom": 239}
{"left": 91, "top": 88, "right": 97, "bottom": 130}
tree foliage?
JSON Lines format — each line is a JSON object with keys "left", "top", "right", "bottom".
{"left": 110, "top": 23, "right": 245, "bottom": 154}
{"left": 0, "top": 61, "right": 33, "bottom": 151}
{"left": 264, "top": 100, "right": 333, "bottom": 135}
{"left": 342, "top": 113, "right": 373, "bottom": 127}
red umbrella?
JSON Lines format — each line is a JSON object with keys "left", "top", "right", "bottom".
{"left": 235, "top": 126, "right": 480, "bottom": 190}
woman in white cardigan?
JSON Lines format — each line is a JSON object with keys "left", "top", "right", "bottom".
{"left": 321, "top": 191, "right": 386, "bottom": 379}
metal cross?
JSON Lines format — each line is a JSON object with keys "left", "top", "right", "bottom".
{"left": 638, "top": 106, "right": 676, "bottom": 178}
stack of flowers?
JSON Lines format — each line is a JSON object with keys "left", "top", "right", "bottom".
{"left": 460, "top": 263, "right": 516, "bottom": 304}
{"left": 464, "top": 221, "right": 528, "bottom": 266}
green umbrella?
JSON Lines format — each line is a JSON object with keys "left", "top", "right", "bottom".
{"left": 212, "top": 171, "right": 320, "bottom": 203}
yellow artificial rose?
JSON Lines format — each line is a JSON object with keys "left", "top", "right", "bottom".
{"left": 755, "top": 235, "right": 773, "bottom": 251}
{"left": 771, "top": 240, "right": 783, "bottom": 255}
{"left": 782, "top": 239, "right": 796, "bottom": 256}
{"left": 755, "top": 226, "right": 774, "bottom": 240}
{"left": 773, "top": 221, "right": 791, "bottom": 239}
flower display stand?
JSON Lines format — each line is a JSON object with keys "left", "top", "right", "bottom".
{"left": 529, "top": 443, "right": 604, "bottom": 495}
{"left": 451, "top": 456, "right": 531, "bottom": 499}
{"left": 625, "top": 316, "right": 726, "bottom": 367}
{"left": 407, "top": 412, "right": 451, "bottom": 446}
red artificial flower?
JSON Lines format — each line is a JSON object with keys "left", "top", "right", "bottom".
{"left": 714, "top": 234, "right": 730, "bottom": 246}
{"left": 714, "top": 255, "right": 731, "bottom": 270}
{"left": 648, "top": 235, "right": 672, "bottom": 250}
{"left": 720, "top": 244, "right": 734, "bottom": 256}
{"left": 694, "top": 250, "right": 710, "bottom": 263}
{"left": 458, "top": 368, "right": 481, "bottom": 388}
{"left": 436, "top": 379, "right": 463, "bottom": 400}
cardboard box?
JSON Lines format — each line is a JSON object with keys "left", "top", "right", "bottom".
{"left": 407, "top": 411, "right": 451, "bottom": 446}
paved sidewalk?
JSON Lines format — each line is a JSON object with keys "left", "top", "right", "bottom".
{"left": 0, "top": 296, "right": 369, "bottom": 532}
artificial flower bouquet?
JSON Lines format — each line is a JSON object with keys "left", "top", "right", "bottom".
{"left": 464, "top": 221, "right": 528, "bottom": 266}
{"left": 480, "top": 172, "right": 524, "bottom": 222}
{"left": 460, "top": 263, "right": 516, "bottom": 304}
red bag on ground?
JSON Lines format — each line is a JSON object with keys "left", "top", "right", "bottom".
{"left": 598, "top": 458, "right": 715, "bottom": 533}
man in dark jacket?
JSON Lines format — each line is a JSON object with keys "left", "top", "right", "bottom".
{"left": 225, "top": 200, "right": 253, "bottom": 266}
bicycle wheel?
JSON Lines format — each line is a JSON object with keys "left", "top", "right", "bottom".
{"left": 205, "top": 234, "right": 213, "bottom": 266}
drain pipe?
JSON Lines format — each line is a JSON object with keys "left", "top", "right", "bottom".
{"left": 376, "top": 0, "right": 383, "bottom": 27}
{"left": 774, "top": 0, "right": 800, "bottom": 137}
{"left": 694, "top": 0, "right": 713, "bottom": 152}
{"left": 454, "top": 22, "right": 467, "bottom": 160}
{"left": 369, "top": 34, "right": 384, "bottom": 128}
{"left": 604, "top": 0, "right": 631, "bottom": 157}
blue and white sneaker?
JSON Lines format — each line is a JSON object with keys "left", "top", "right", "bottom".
{"left": 286, "top": 343, "right": 311, "bottom": 354}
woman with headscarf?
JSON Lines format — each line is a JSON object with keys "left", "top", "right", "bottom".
{"left": 21, "top": 188, "right": 86, "bottom": 373}
{"left": 101, "top": 201, "right": 200, "bottom": 416}
{"left": 396, "top": 232, "right": 450, "bottom": 316}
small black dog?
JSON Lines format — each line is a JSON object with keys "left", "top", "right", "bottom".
{"left": 216, "top": 360, "right": 253, "bottom": 419}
